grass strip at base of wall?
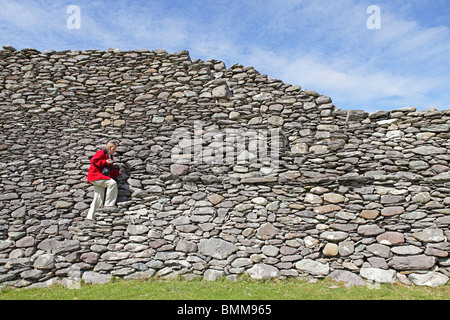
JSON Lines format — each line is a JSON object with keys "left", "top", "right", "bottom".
{"left": 1, "top": 277, "right": 448, "bottom": 300}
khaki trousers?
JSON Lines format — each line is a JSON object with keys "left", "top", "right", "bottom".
{"left": 87, "top": 179, "right": 118, "bottom": 219}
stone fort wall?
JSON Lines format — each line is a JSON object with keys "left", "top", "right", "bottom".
{"left": 0, "top": 46, "right": 449, "bottom": 288}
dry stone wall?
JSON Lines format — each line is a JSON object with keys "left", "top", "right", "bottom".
{"left": 0, "top": 46, "right": 449, "bottom": 289}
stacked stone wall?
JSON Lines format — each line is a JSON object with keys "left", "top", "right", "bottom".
{"left": 0, "top": 46, "right": 449, "bottom": 288}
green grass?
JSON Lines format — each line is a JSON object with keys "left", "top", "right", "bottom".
{"left": 1, "top": 277, "right": 449, "bottom": 300}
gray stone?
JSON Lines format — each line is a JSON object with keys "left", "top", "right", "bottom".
{"left": 251, "top": 197, "right": 268, "bottom": 206}
{"left": 328, "top": 270, "right": 366, "bottom": 287}
{"left": 231, "top": 258, "right": 253, "bottom": 268}
{"left": 424, "top": 246, "right": 447, "bottom": 257}
{"left": 154, "top": 252, "right": 180, "bottom": 260}
{"left": 347, "top": 109, "right": 368, "bottom": 120}
{"left": 54, "top": 201, "right": 74, "bottom": 209}
{"left": 101, "top": 252, "right": 131, "bottom": 261}
{"left": 322, "top": 243, "right": 339, "bottom": 256}
{"left": 192, "top": 207, "right": 215, "bottom": 215}
{"left": 82, "top": 271, "right": 112, "bottom": 284}
{"left": 426, "top": 172, "right": 450, "bottom": 184}
{"left": 391, "top": 245, "right": 423, "bottom": 255}
{"left": 366, "top": 244, "right": 391, "bottom": 258}
{"left": 309, "top": 145, "right": 328, "bottom": 155}
{"left": 127, "top": 178, "right": 142, "bottom": 188}
{"left": 81, "top": 252, "right": 100, "bottom": 264}
{"left": 421, "top": 124, "right": 449, "bottom": 132}
{"left": 290, "top": 143, "right": 308, "bottom": 156}
{"left": 397, "top": 273, "right": 413, "bottom": 286}
{"left": 408, "top": 272, "right": 449, "bottom": 287}
{"left": 412, "top": 192, "right": 431, "bottom": 203}
{"left": 198, "top": 238, "right": 238, "bottom": 259}
{"left": 204, "top": 269, "right": 225, "bottom": 281}
{"left": 15, "top": 236, "right": 35, "bottom": 248}
{"left": 388, "top": 255, "right": 436, "bottom": 270}
{"left": 0, "top": 193, "right": 18, "bottom": 201}
{"left": 170, "top": 216, "right": 190, "bottom": 226}
{"left": 304, "top": 236, "right": 319, "bottom": 248}
{"left": 235, "top": 203, "right": 254, "bottom": 212}
{"left": 0, "top": 239, "right": 13, "bottom": 251}
{"left": 170, "top": 164, "right": 189, "bottom": 176}
{"left": 367, "top": 257, "right": 388, "bottom": 269}
{"left": 127, "top": 224, "right": 149, "bottom": 235}
{"left": 338, "top": 241, "right": 355, "bottom": 257}
{"left": 252, "top": 92, "right": 273, "bottom": 101}
{"left": 295, "top": 259, "right": 330, "bottom": 276}
{"left": 380, "top": 195, "right": 404, "bottom": 204}
{"left": 376, "top": 232, "right": 404, "bottom": 246}
{"left": 268, "top": 115, "right": 284, "bottom": 126}
{"left": 256, "top": 223, "right": 279, "bottom": 240}
{"left": 11, "top": 206, "right": 27, "bottom": 218}
{"left": 413, "top": 229, "right": 445, "bottom": 243}
{"left": 112, "top": 268, "right": 135, "bottom": 277}
{"left": 400, "top": 211, "right": 427, "bottom": 220}
{"left": 357, "top": 224, "right": 384, "bottom": 236}
{"left": 0, "top": 274, "right": 17, "bottom": 284}
{"left": 381, "top": 206, "right": 404, "bottom": 216}
{"left": 241, "top": 177, "right": 277, "bottom": 184}
{"left": 409, "top": 160, "right": 429, "bottom": 170}
{"left": 261, "top": 245, "right": 279, "bottom": 257}
{"left": 319, "top": 231, "right": 348, "bottom": 242}
{"left": 266, "top": 201, "right": 280, "bottom": 212}
{"left": 51, "top": 240, "right": 81, "bottom": 255}
{"left": 246, "top": 264, "right": 280, "bottom": 280}
{"left": 359, "top": 267, "right": 397, "bottom": 283}
{"left": 316, "top": 96, "right": 332, "bottom": 105}
{"left": 410, "top": 146, "right": 446, "bottom": 155}
{"left": 304, "top": 193, "right": 323, "bottom": 204}
{"left": 21, "top": 269, "right": 46, "bottom": 281}
{"left": 176, "top": 239, "right": 197, "bottom": 253}
{"left": 34, "top": 254, "right": 55, "bottom": 270}
{"left": 323, "top": 193, "right": 345, "bottom": 203}
{"left": 212, "top": 85, "right": 232, "bottom": 100}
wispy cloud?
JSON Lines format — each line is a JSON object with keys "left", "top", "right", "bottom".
{"left": 0, "top": 0, "right": 48, "bottom": 28}
{"left": 220, "top": 0, "right": 450, "bottom": 111}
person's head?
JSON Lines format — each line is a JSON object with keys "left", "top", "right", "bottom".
{"left": 106, "top": 141, "right": 118, "bottom": 155}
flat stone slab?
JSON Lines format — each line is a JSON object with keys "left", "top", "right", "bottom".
{"left": 246, "top": 264, "right": 280, "bottom": 280}
{"left": 388, "top": 255, "right": 436, "bottom": 270}
{"left": 198, "top": 238, "right": 238, "bottom": 259}
{"left": 295, "top": 259, "right": 330, "bottom": 276}
{"left": 328, "top": 270, "right": 366, "bottom": 287}
{"left": 359, "top": 267, "right": 397, "bottom": 283}
{"left": 82, "top": 271, "right": 112, "bottom": 284}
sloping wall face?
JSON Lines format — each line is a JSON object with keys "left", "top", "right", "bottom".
{"left": 0, "top": 46, "right": 449, "bottom": 288}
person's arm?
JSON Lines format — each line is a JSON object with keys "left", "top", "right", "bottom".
{"left": 110, "top": 166, "right": 123, "bottom": 179}
{"left": 91, "top": 150, "right": 107, "bottom": 168}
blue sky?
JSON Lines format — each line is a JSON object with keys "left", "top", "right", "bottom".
{"left": 1, "top": 0, "right": 450, "bottom": 112}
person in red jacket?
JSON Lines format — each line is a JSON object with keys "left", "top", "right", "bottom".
{"left": 86, "top": 141, "right": 123, "bottom": 220}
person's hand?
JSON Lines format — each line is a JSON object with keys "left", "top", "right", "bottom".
{"left": 106, "top": 159, "right": 113, "bottom": 165}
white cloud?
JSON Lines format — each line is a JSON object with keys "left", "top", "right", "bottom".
{"left": 219, "top": 1, "right": 450, "bottom": 111}
{"left": 239, "top": 46, "right": 445, "bottom": 111}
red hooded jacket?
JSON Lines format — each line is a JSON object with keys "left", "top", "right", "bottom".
{"left": 87, "top": 149, "right": 120, "bottom": 182}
